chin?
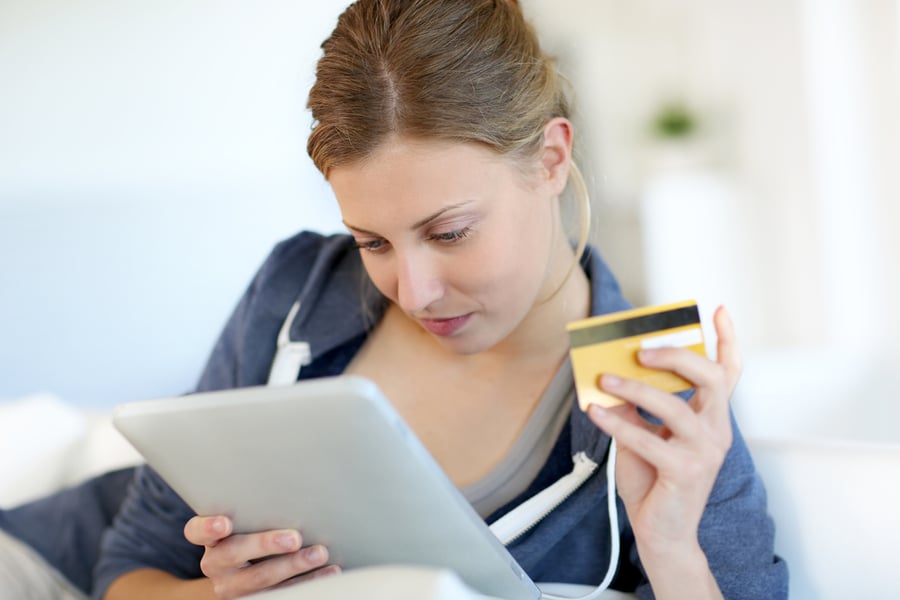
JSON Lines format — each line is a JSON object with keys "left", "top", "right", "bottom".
{"left": 437, "top": 338, "right": 486, "bottom": 356}
{"left": 430, "top": 331, "right": 492, "bottom": 356}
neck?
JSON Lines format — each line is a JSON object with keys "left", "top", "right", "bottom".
{"left": 485, "top": 239, "right": 592, "bottom": 368}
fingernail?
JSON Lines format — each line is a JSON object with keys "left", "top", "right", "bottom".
{"left": 306, "top": 545, "right": 326, "bottom": 562}
{"left": 276, "top": 531, "right": 300, "bottom": 550}
{"left": 637, "top": 349, "right": 656, "bottom": 363}
{"left": 600, "top": 374, "right": 622, "bottom": 388}
{"left": 588, "top": 404, "right": 607, "bottom": 420}
{"left": 211, "top": 518, "right": 226, "bottom": 534}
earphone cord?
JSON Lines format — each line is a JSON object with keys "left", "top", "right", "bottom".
{"left": 539, "top": 439, "right": 620, "bottom": 600}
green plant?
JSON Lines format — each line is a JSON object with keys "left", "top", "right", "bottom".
{"left": 652, "top": 101, "right": 697, "bottom": 139}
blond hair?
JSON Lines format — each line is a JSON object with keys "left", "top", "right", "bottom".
{"left": 307, "top": 0, "right": 590, "bottom": 259}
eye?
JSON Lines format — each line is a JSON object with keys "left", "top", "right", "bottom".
{"left": 428, "top": 227, "right": 472, "bottom": 244}
{"left": 353, "top": 238, "right": 390, "bottom": 254}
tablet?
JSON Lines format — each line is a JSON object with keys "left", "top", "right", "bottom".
{"left": 112, "top": 375, "right": 540, "bottom": 600}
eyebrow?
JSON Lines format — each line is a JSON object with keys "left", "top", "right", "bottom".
{"left": 343, "top": 201, "right": 474, "bottom": 234}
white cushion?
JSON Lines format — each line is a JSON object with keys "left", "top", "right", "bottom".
{"left": 0, "top": 395, "right": 87, "bottom": 507}
{"left": 0, "top": 395, "right": 142, "bottom": 507}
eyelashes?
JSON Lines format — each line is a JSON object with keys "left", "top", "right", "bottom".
{"left": 354, "top": 226, "right": 473, "bottom": 254}
{"left": 427, "top": 227, "right": 472, "bottom": 244}
{"left": 354, "top": 238, "right": 388, "bottom": 253}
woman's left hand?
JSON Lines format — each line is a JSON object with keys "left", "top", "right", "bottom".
{"left": 587, "top": 306, "right": 740, "bottom": 584}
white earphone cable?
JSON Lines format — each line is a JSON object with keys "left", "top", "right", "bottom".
{"left": 539, "top": 439, "right": 619, "bottom": 600}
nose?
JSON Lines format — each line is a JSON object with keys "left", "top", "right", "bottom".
{"left": 394, "top": 249, "right": 444, "bottom": 315}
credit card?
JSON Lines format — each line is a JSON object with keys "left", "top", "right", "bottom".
{"left": 567, "top": 300, "right": 707, "bottom": 410}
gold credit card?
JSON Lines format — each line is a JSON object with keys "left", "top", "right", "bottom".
{"left": 567, "top": 300, "right": 707, "bottom": 410}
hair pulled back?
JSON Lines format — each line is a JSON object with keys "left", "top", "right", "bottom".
{"left": 307, "top": 0, "right": 570, "bottom": 176}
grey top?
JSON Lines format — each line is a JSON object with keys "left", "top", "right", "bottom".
{"left": 462, "top": 359, "right": 574, "bottom": 518}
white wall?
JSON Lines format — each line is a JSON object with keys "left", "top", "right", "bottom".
{"left": 0, "top": 0, "right": 348, "bottom": 407}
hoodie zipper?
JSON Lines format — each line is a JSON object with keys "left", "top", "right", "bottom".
{"left": 488, "top": 451, "right": 598, "bottom": 546}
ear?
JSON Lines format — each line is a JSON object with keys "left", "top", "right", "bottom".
{"left": 540, "top": 117, "right": 574, "bottom": 196}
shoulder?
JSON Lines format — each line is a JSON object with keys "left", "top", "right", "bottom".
{"left": 194, "top": 231, "right": 365, "bottom": 391}
{"left": 251, "top": 231, "right": 357, "bottom": 293}
{"left": 246, "top": 230, "right": 372, "bottom": 322}
{"left": 267, "top": 230, "right": 355, "bottom": 264}
{"left": 242, "top": 231, "right": 365, "bottom": 322}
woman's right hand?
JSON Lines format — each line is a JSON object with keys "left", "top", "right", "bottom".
{"left": 184, "top": 515, "right": 341, "bottom": 599}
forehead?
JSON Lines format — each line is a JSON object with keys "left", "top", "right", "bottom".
{"left": 328, "top": 137, "right": 522, "bottom": 225}
{"left": 331, "top": 136, "right": 504, "bottom": 184}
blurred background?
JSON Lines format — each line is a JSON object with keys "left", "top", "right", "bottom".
{"left": 1, "top": 1, "right": 898, "bottom": 597}
{"left": 4, "top": 0, "right": 898, "bottom": 434}
{"left": 526, "top": 0, "right": 900, "bottom": 447}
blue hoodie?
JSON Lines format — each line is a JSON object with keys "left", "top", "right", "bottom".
{"left": 10, "top": 231, "right": 789, "bottom": 598}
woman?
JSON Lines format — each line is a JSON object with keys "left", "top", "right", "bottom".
{"left": 5, "top": 0, "right": 788, "bottom": 598}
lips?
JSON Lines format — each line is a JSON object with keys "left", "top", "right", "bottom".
{"left": 418, "top": 313, "right": 472, "bottom": 336}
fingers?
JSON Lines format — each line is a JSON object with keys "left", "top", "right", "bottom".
{"left": 590, "top": 367, "right": 734, "bottom": 469}
{"left": 185, "top": 516, "right": 339, "bottom": 599}
{"left": 628, "top": 306, "right": 742, "bottom": 417}
{"left": 585, "top": 307, "right": 741, "bottom": 552}
{"left": 598, "top": 374, "right": 697, "bottom": 435}
{"left": 593, "top": 374, "right": 703, "bottom": 451}
{"left": 636, "top": 347, "right": 730, "bottom": 419}
{"left": 185, "top": 515, "right": 233, "bottom": 547}
{"left": 589, "top": 402, "right": 680, "bottom": 473}
{"left": 205, "top": 543, "right": 334, "bottom": 598}
{"left": 630, "top": 306, "right": 741, "bottom": 388}
{"left": 713, "top": 305, "right": 742, "bottom": 383}
{"left": 588, "top": 373, "right": 733, "bottom": 483}
{"left": 201, "top": 529, "right": 303, "bottom": 572}
{"left": 591, "top": 307, "right": 741, "bottom": 447}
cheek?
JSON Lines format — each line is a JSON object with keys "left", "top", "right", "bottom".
{"left": 466, "top": 236, "right": 541, "bottom": 303}
{"left": 359, "top": 255, "right": 396, "bottom": 301}
{"left": 490, "top": 206, "right": 554, "bottom": 281}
